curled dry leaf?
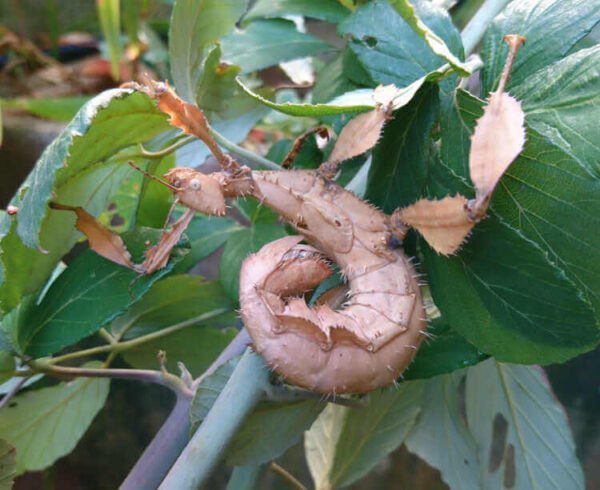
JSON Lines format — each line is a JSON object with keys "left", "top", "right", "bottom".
{"left": 142, "top": 208, "right": 195, "bottom": 273}
{"left": 49, "top": 203, "right": 192, "bottom": 276}
{"left": 396, "top": 195, "right": 474, "bottom": 255}
{"left": 49, "top": 203, "right": 141, "bottom": 272}
{"left": 468, "top": 91, "right": 526, "bottom": 219}
{"left": 468, "top": 34, "right": 526, "bottom": 220}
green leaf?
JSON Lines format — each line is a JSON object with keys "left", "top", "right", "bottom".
{"left": 221, "top": 19, "right": 334, "bottom": 74}
{"left": 244, "top": 0, "right": 350, "bottom": 24}
{"left": 312, "top": 52, "right": 361, "bottom": 105}
{"left": 169, "top": 0, "right": 247, "bottom": 103}
{"left": 0, "top": 440, "right": 15, "bottom": 490}
{"left": 190, "top": 357, "right": 238, "bottom": 431}
{"left": 305, "top": 382, "right": 424, "bottom": 489}
{"left": 234, "top": 198, "right": 280, "bottom": 225}
{"left": 110, "top": 275, "right": 236, "bottom": 339}
{"left": 480, "top": 0, "right": 600, "bottom": 94}
{"left": 513, "top": 45, "right": 600, "bottom": 177}
{"left": 0, "top": 96, "right": 92, "bottom": 121}
{"left": 465, "top": 359, "right": 584, "bottom": 488}
{"left": 16, "top": 228, "right": 187, "bottom": 358}
{"left": 220, "top": 224, "right": 288, "bottom": 299}
{"left": 133, "top": 153, "right": 176, "bottom": 229}
{"left": 423, "top": 216, "right": 598, "bottom": 364}
{"left": 97, "top": 0, "right": 122, "bottom": 80}
{"left": 237, "top": 78, "right": 374, "bottom": 116}
{"left": 404, "top": 371, "right": 480, "bottom": 490}
{"left": 123, "top": 326, "right": 237, "bottom": 377}
{"left": 189, "top": 357, "right": 325, "bottom": 466}
{"left": 172, "top": 214, "right": 242, "bottom": 274}
{"left": 195, "top": 45, "right": 242, "bottom": 115}
{"left": 338, "top": 0, "right": 464, "bottom": 88}
{"left": 0, "top": 362, "right": 110, "bottom": 474}
{"left": 442, "top": 89, "right": 600, "bottom": 318}
{"left": 227, "top": 399, "right": 325, "bottom": 466}
{"left": 0, "top": 90, "right": 171, "bottom": 314}
{"left": 387, "top": 0, "right": 469, "bottom": 76}
{"left": 404, "top": 317, "right": 488, "bottom": 380}
{"left": 366, "top": 83, "right": 440, "bottom": 213}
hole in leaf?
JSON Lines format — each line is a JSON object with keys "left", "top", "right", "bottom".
{"left": 362, "top": 35, "right": 378, "bottom": 48}
{"left": 107, "top": 202, "right": 117, "bottom": 212}
{"left": 488, "top": 412, "right": 508, "bottom": 473}
{"left": 503, "top": 443, "right": 516, "bottom": 488}
{"left": 110, "top": 213, "right": 125, "bottom": 227}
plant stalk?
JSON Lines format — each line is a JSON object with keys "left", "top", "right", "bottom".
{"left": 158, "top": 348, "right": 270, "bottom": 489}
{"left": 120, "top": 392, "right": 193, "bottom": 490}
{"left": 461, "top": 0, "right": 513, "bottom": 55}
{"left": 209, "top": 127, "right": 281, "bottom": 171}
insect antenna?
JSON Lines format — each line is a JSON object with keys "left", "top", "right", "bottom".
{"left": 128, "top": 160, "right": 179, "bottom": 191}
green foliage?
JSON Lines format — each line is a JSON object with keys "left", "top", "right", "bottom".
{"left": 1, "top": 0, "right": 598, "bottom": 486}
{"left": 0, "top": 440, "right": 15, "bottom": 490}
{"left": 0, "top": 363, "right": 110, "bottom": 473}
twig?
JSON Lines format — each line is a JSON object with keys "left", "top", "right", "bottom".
{"left": 0, "top": 377, "right": 28, "bottom": 411}
{"left": 98, "top": 327, "right": 117, "bottom": 345}
{"left": 269, "top": 462, "right": 307, "bottom": 490}
{"left": 461, "top": 0, "right": 513, "bottom": 55}
{"left": 48, "top": 309, "right": 230, "bottom": 365}
{"left": 29, "top": 362, "right": 193, "bottom": 397}
{"left": 209, "top": 126, "right": 281, "bottom": 171}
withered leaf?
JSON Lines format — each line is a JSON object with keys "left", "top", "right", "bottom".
{"left": 469, "top": 92, "right": 525, "bottom": 217}
{"left": 327, "top": 106, "right": 388, "bottom": 165}
{"left": 134, "top": 78, "right": 225, "bottom": 162}
{"left": 142, "top": 208, "right": 195, "bottom": 273}
{"left": 398, "top": 195, "right": 474, "bottom": 255}
{"left": 49, "top": 203, "right": 142, "bottom": 272}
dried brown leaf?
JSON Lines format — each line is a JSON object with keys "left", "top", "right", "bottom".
{"left": 142, "top": 208, "right": 195, "bottom": 273}
{"left": 327, "top": 106, "right": 388, "bottom": 165}
{"left": 49, "top": 203, "right": 141, "bottom": 272}
{"left": 469, "top": 91, "right": 525, "bottom": 218}
{"left": 398, "top": 195, "right": 474, "bottom": 255}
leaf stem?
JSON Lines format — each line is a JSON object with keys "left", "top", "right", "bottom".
{"left": 48, "top": 309, "right": 230, "bottom": 365}
{"left": 461, "top": 0, "right": 512, "bottom": 55}
{"left": 269, "top": 462, "right": 307, "bottom": 490}
{"left": 136, "top": 135, "right": 194, "bottom": 159}
{"left": 98, "top": 327, "right": 117, "bottom": 345}
{"left": 208, "top": 126, "right": 281, "bottom": 171}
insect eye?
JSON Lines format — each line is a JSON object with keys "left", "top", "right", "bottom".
{"left": 190, "top": 179, "right": 201, "bottom": 190}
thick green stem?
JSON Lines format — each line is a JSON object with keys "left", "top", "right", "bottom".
{"left": 461, "top": 0, "right": 513, "bottom": 55}
{"left": 158, "top": 349, "right": 270, "bottom": 489}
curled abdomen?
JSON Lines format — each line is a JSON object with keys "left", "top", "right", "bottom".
{"left": 239, "top": 235, "right": 425, "bottom": 395}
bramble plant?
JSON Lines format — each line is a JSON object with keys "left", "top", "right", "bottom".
{"left": 0, "top": 0, "right": 599, "bottom": 489}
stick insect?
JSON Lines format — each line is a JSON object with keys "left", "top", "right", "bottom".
{"left": 52, "top": 36, "right": 526, "bottom": 395}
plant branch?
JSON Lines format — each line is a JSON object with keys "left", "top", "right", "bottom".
{"left": 269, "top": 462, "right": 307, "bottom": 490}
{"left": 98, "top": 327, "right": 116, "bottom": 344}
{"left": 48, "top": 309, "right": 230, "bottom": 365}
{"left": 159, "top": 348, "right": 270, "bottom": 489}
{"left": 208, "top": 126, "right": 282, "bottom": 171}
{"left": 192, "top": 327, "right": 251, "bottom": 390}
{"left": 121, "top": 393, "right": 193, "bottom": 490}
{"left": 29, "top": 361, "right": 193, "bottom": 396}
{"left": 0, "top": 377, "right": 28, "bottom": 411}
{"left": 120, "top": 328, "right": 252, "bottom": 489}
{"left": 461, "top": 0, "right": 513, "bottom": 55}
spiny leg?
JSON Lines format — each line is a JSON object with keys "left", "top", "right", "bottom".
{"left": 281, "top": 126, "right": 329, "bottom": 169}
